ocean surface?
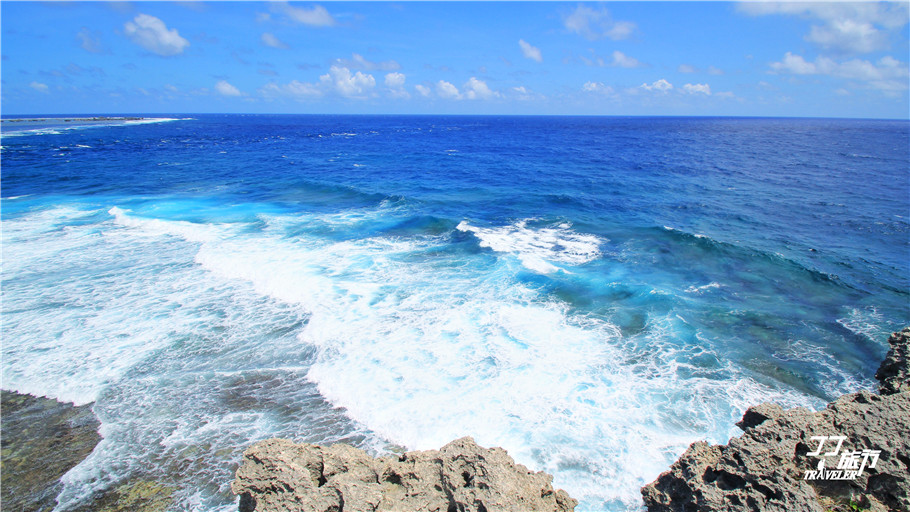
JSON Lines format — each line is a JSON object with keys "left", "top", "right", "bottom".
{"left": 2, "top": 115, "right": 908, "bottom": 511}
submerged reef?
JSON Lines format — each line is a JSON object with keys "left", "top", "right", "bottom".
{"left": 642, "top": 328, "right": 910, "bottom": 512}
{"left": 232, "top": 436, "right": 577, "bottom": 512}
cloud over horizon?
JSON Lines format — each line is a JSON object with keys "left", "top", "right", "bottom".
{"left": 124, "top": 14, "right": 189, "bottom": 56}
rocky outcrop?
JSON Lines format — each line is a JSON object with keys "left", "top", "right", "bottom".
{"left": 1, "top": 391, "right": 102, "bottom": 512}
{"left": 232, "top": 436, "right": 577, "bottom": 512}
{"left": 641, "top": 327, "right": 910, "bottom": 512}
{"left": 875, "top": 327, "right": 910, "bottom": 395}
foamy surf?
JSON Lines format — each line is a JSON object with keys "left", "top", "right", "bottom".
{"left": 10, "top": 205, "right": 822, "bottom": 510}
{"left": 457, "top": 219, "right": 604, "bottom": 273}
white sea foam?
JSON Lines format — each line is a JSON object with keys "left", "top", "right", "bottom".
{"left": 684, "top": 282, "right": 723, "bottom": 294}
{"left": 457, "top": 219, "right": 603, "bottom": 274}
{"left": 837, "top": 306, "right": 890, "bottom": 345}
{"left": 3, "top": 205, "right": 827, "bottom": 511}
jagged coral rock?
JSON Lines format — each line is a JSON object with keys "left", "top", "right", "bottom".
{"left": 641, "top": 328, "right": 910, "bottom": 512}
{"left": 232, "top": 436, "right": 576, "bottom": 512}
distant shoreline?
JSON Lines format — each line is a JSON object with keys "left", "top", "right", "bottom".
{"left": 1, "top": 116, "right": 147, "bottom": 123}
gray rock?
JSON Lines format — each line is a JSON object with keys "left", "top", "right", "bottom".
{"left": 641, "top": 328, "right": 910, "bottom": 512}
{"left": 875, "top": 327, "right": 910, "bottom": 395}
{"left": 232, "top": 436, "right": 577, "bottom": 512}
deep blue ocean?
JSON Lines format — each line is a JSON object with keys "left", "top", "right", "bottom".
{"left": 2, "top": 115, "right": 908, "bottom": 511}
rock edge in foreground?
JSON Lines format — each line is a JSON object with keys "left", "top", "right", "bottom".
{"left": 641, "top": 327, "right": 910, "bottom": 512}
{"left": 232, "top": 435, "right": 576, "bottom": 512}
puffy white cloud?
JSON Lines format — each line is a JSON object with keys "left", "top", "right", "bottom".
{"left": 739, "top": 2, "right": 908, "bottom": 55}
{"left": 463, "top": 77, "right": 498, "bottom": 100}
{"left": 384, "top": 72, "right": 408, "bottom": 98}
{"left": 519, "top": 39, "right": 542, "bottom": 62}
{"left": 320, "top": 65, "right": 376, "bottom": 97}
{"left": 436, "top": 80, "right": 461, "bottom": 99}
{"left": 770, "top": 52, "right": 818, "bottom": 74}
{"left": 640, "top": 79, "right": 673, "bottom": 92}
{"left": 385, "top": 72, "right": 406, "bottom": 88}
{"left": 30, "top": 81, "right": 49, "bottom": 93}
{"left": 215, "top": 80, "right": 241, "bottom": 97}
{"left": 123, "top": 14, "right": 189, "bottom": 56}
{"left": 564, "top": 5, "right": 636, "bottom": 41}
{"left": 682, "top": 83, "right": 711, "bottom": 95}
{"left": 806, "top": 19, "right": 887, "bottom": 54}
{"left": 272, "top": 2, "right": 335, "bottom": 27}
{"left": 335, "top": 53, "right": 400, "bottom": 71}
{"left": 261, "top": 32, "right": 288, "bottom": 49}
{"left": 611, "top": 50, "right": 641, "bottom": 68}
{"left": 415, "top": 84, "right": 431, "bottom": 97}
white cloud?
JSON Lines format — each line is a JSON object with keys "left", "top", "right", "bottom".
{"left": 436, "top": 80, "right": 461, "bottom": 99}
{"left": 771, "top": 52, "right": 818, "bottom": 75}
{"left": 415, "top": 84, "right": 431, "bottom": 97}
{"left": 463, "top": 77, "right": 498, "bottom": 100}
{"left": 682, "top": 83, "right": 711, "bottom": 95}
{"left": 519, "top": 39, "right": 542, "bottom": 62}
{"left": 385, "top": 72, "right": 406, "bottom": 88}
{"left": 77, "top": 27, "right": 104, "bottom": 54}
{"left": 272, "top": 2, "right": 336, "bottom": 27}
{"left": 261, "top": 32, "right": 288, "bottom": 49}
{"left": 510, "top": 86, "right": 543, "bottom": 101}
{"left": 215, "top": 80, "right": 241, "bottom": 97}
{"left": 564, "top": 5, "right": 636, "bottom": 41}
{"left": 611, "top": 50, "right": 641, "bottom": 68}
{"left": 770, "top": 52, "right": 910, "bottom": 91}
{"left": 260, "top": 80, "right": 323, "bottom": 99}
{"left": 640, "top": 79, "right": 673, "bottom": 92}
{"left": 123, "top": 14, "right": 189, "bottom": 56}
{"left": 739, "top": 2, "right": 908, "bottom": 55}
{"left": 806, "top": 19, "right": 887, "bottom": 54}
{"left": 320, "top": 66, "right": 376, "bottom": 97}
{"left": 30, "top": 81, "right": 49, "bottom": 93}
{"left": 385, "top": 72, "right": 409, "bottom": 98}
{"left": 678, "top": 64, "right": 697, "bottom": 73}
{"left": 707, "top": 66, "right": 724, "bottom": 76}
{"left": 583, "top": 81, "right": 614, "bottom": 95}
{"left": 335, "top": 53, "right": 400, "bottom": 71}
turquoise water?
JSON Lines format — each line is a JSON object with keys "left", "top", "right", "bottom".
{"left": 1, "top": 115, "right": 908, "bottom": 510}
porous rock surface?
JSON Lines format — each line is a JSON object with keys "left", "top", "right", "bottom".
{"left": 1, "top": 390, "right": 102, "bottom": 512}
{"left": 232, "top": 436, "right": 576, "bottom": 512}
{"left": 641, "top": 327, "right": 910, "bottom": 512}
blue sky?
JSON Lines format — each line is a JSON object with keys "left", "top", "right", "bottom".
{"left": 2, "top": 1, "right": 908, "bottom": 118}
